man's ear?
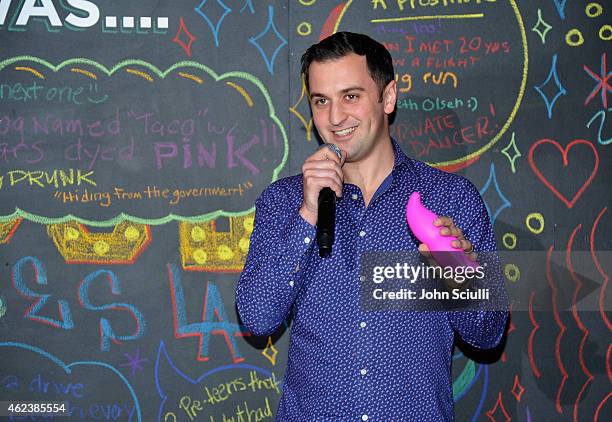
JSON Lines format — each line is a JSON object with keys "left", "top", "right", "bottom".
{"left": 383, "top": 80, "right": 397, "bottom": 114}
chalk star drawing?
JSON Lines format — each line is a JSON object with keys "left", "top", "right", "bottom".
{"left": 290, "top": 74, "right": 315, "bottom": 142}
{"left": 486, "top": 392, "right": 511, "bottom": 421}
{"left": 511, "top": 374, "right": 525, "bottom": 401}
{"left": 120, "top": 347, "right": 149, "bottom": 377}
{"left": 195, "top": 0, "right": 231, "bottom": 47}
{"left": 584, "top": 53, "right": 611, "bottom": 109}
{"left": 249, "top": 5, "right": 287, "bottom": 75}
{"left": 479, "top": 163, "right": 511, "bottom": 226}
{"left": 240, "top": 0, "right": 255, "bottom": 14}
{"left": 262, "top": 336, "right": 278, "bottom": 365}
{"left": 501, "top": 132, "right": 522, "bottom": 173}
{"left": 552, "top": 0, "right": 567, "bottom": 20}
{"left": 532, "top": 9, "right": 552, "bottom": 44}
{"left": 535, "top": 54, "right": 567, "bottom": 119}
{"left": 172, "top": 17, "right": 197, "bottom": 57}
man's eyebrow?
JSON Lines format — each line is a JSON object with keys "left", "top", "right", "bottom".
{"left": 309, "top": 87, "right": 366, "bottom": 98}
{"left": 309, "top": 91, "right": 326, "bottom": 98}
{"left": 340, "top": 86, "right": 366, "bottom": 93}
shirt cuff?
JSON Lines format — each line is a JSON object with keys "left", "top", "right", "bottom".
{"left": 278, "top": 209, "right": 317, "bottom": 275}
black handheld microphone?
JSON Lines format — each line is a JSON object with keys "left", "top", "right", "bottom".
{"left": 317, "top": 187, "right": 336, "bottom": 258}
{"left": 316, "top": 143, "right": 342, "bottom": 258}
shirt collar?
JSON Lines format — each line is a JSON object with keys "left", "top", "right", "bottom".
{"left": 391, "top": 137, "right": 415, "bottom": 176}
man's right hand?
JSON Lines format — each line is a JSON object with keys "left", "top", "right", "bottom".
{"left": 299, "top": 145, "right": 346, "bottom": 226}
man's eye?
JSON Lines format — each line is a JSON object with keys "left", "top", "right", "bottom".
{"left": 314, "top": 98, "right": 327, "bottom": 105}
{"left": 345, "top": 94, "right": 358, "bottom": 101}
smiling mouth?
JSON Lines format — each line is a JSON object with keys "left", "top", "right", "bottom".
{"left": 333, "top": 126, "right": 357, "bottom": 136}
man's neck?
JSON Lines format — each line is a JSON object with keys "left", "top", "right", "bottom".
{"left": 343, "top": 137, "right": 395, "bottom": 206}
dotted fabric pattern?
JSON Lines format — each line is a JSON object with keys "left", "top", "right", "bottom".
{"left": 236, "top": 139, "right": 508, "bottom": 421}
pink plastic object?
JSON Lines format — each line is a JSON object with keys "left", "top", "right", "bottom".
{"left": 406, "top": 191, "right": 477, "bottom": 273}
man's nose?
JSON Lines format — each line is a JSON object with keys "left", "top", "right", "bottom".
{"left": 329, "top": 102, "right": 346, "bottom": 126}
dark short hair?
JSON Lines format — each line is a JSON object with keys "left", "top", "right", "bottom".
{"left": 300, "top": 31, "right": 395, "bottom": 101}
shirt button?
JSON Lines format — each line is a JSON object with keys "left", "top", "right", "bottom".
{"left": 361, "top": 415, "right": 369, "bottom": 421}
{"left": 351, "top": 194, "right": 358, "bottom": 200}
{"left": 288, "top": 280, "right": 294, "bottom": 287}
{"left": 304, "top": 236, "right": 311, "bottom": 244}
{"left": 360, "top": 321, "right": 367, "bottom": 328}
{"left": 359, "top": 275, "right": 365, "bottom": 282}
{"left": 360, "top": 368, "right": 367, "bottom": 376}
{"left": 359, "top": 230, "right": 366, "bottom": 237}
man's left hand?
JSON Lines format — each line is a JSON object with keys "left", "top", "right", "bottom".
{"left": 417, "top": 216, "right": 477, "bottom": 263}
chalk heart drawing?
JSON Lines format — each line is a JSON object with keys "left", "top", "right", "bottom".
{"left": 528, "top": 139, "right": 599, "bottom": 208}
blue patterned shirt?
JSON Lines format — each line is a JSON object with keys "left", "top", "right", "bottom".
{"left": 236, "top": 139, "right": 507, "bottom": 421}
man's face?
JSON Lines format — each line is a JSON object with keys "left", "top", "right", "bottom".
{"left": 307, "top": 53, "right": 396, "bottom": 163}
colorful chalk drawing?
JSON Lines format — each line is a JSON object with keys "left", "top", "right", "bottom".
{"left": 179, "top": 213, "right": 254, "bottom": 272}
{"left": 528, "top": 139, "right": 599, "bottom": 209}
{"left": 502, "top": 232, "right": 517, "bottom": 249}
{"left": 155, "top": 340, "right": 281, "bottom": 422}
{"left": 479, "top": 163, "right": 511, "bottom": 226}
{"left": 78, "top": 268, "right": 146, "bottom": 352}
{"left": 486, "top": 391, "right": 511, "bottom": 421}
{"left": 563, "top": 1, "right": 609, "bottom": 47}
{"left": 10, "top": 255, "right": 146, "bottom": 351}
{"left": 586, "top": 2, "right": 604, "bottom": 19}
{"left": 47, "top": 221, "right": 151, "bottom": 264}
{"left": 566, "top": 223, "right": 594, "bottom": 420}
{"left": 11, "top": 256, "right": 75, "bottom": 330}
{"left": 587, "top": 107, "right": 612, "bottom": 145}
{"left": 525, "top": 212, "right": 545, "bottom": 234}
{"left": 534, "top": 54, "right": 567, "bottom": 119}
{"left": 500, "top": 132, "right": 521, "bottom": 173}
{"left": 167, "top": 264, "right": 249, "bottom": 363}
{"left": 173, "top": 17, "right": 196, "bottom": 57}
{"left": 0, "top": 56, "right": 288, "bottom": 226}
{"left": 289, "top": 74, "right": 315, "bottom": 142}
{"left": 600, "top": 24, "right": 612, "bottom": 41}
{"left": 565, "top": 28, "right": 584, "bottom": 47}
{"left": 511, "top": 374, "right": 525, "bottom": 402}
{"left": 261, "top": 336, "right": 278, "bottom": 366}
{"left": 519, "top": 205, "right": 611, "bottom": 420}
{"left": 317, "top": 0, "right": 528, "bottom": 169}
{"left": 584, "top": 53, "right": 610, "bottom": 109}
{"left": 452, "top": 356, "right": 479, "bottom": 403}
{"left": 120, "top": 347, "right": 149, "bottom": 378}
{"left": 0, "top": 341, "right": 142, "bottom": 421}
{"left": 249, "top": 5, "right": 288, "bottom": 75}
{"left": 531, "top": 9, "right": 552, "bottom": 44}
{"left": 0, "top": 217, "right": 22, "bottom": 243}
{"left": 552, "top": 0, "right": 568, "bottom": 20}
{"left": 195, "top": 0, "right": 231, "bottom": 47}
{"left": 504, "top": 263, "right": 520, "bottom": 282}
{"left": 296, "top": 21, "right": 312, "bottom": 36}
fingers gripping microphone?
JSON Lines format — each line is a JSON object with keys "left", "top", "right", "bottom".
{"left": 317, "top": 144, "right": 342, "bottom": 258}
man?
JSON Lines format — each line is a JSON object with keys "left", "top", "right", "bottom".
{"left": 237, "top": 32, "right": 507, "bottom": 421}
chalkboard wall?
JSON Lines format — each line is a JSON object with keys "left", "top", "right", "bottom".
{"left": 1, "top": 1, "right": 610, "bottom": 420}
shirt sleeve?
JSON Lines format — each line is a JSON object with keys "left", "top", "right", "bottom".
{"left": 446, "top": 177, "right": 509, "bottom": 349}
{"left": 236, "top": 181, "right": 316, "bottom": 336}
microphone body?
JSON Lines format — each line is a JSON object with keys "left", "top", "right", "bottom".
{"left": 316, "top": 187, "right": 336, "bottom": 258}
